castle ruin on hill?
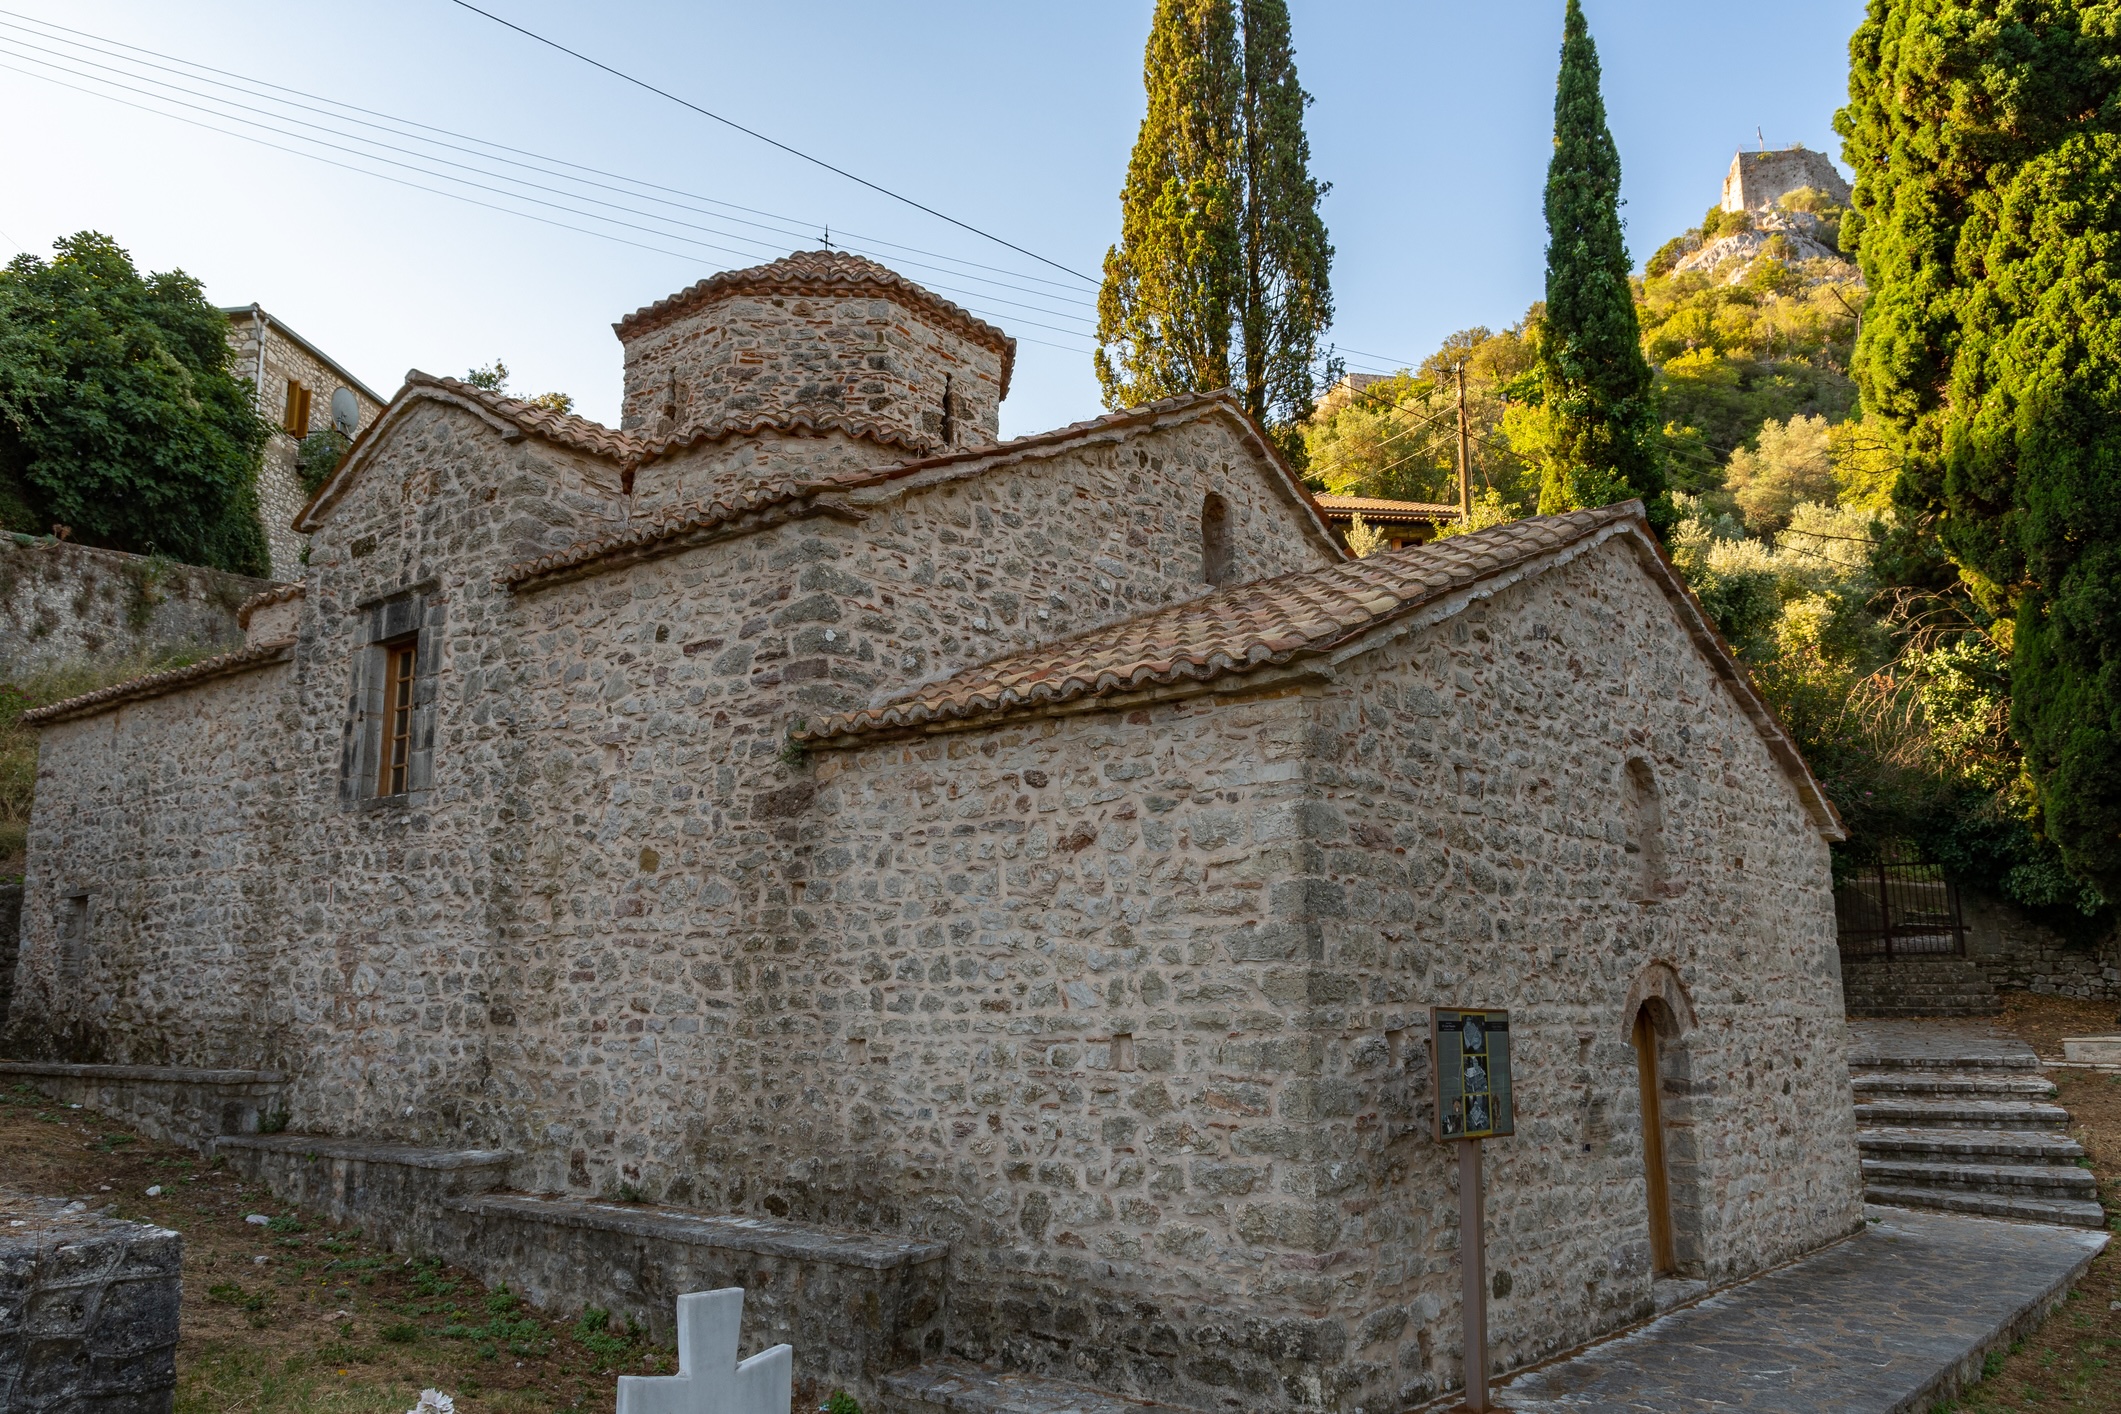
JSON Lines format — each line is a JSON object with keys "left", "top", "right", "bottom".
{"left": 6, "top": 250, "right": 1861, "bottom": 1412}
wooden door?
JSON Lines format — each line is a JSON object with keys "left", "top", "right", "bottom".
{"left": 1633, "top": 1007, "right": 1676, "bottom": 1276}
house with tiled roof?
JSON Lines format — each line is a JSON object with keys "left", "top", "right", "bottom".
{"left": 9, "top": 252, "right": 1860, "bottom": 1412}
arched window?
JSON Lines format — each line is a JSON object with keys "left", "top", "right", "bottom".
{"left": 1201, "top": 492, "right": 1233, "bottom": 586}
{"left": 1623, "top": 758, "right": 1667, "bottom": 902}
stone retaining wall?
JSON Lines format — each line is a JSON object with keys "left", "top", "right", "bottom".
{"left": 1964, "top": 891, "right": 2121, "bottom": 1001}
{"left": 0, "top": 535, "right": 277, "bottom": 682}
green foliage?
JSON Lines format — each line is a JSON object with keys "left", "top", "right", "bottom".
{"left": 1342, "top": 512, "right": 1386, "bottom": 557}
{"left": 824, "top": 1393, "right": 863, "bottom": 1414}
{"left": 1532, "top": 0, "right": 1664, "bottom": 521}
{"left": 1432, "top": 488, "right": 1522, "bottom": 540}
{"left": 0, "top": 233, "right": 270, "bottom": 573}
{"left": 295, "top": 429, "right": 350, "bottom": 496}
{"left": 1837, "top": 0, "right": 2121, "bottom": 901}
{"left": 461, "top": 358, "right": 573, "bottom": 414}
{"left": 1301, "top": 321, "right": 1537, "bottom": 509}
{"left": 1097, "top": 0, "right": 1333, "bottom": 449}
{"left": 1727, "top": 414, "right": 1836, "bottom": 533}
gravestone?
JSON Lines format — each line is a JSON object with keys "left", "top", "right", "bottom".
{"left": 615, "top": 1287, "right": 792, "bottom": 1414}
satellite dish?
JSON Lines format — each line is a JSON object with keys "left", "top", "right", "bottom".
{"left": 331, "top": 386, "right": 358, "bottom": 436}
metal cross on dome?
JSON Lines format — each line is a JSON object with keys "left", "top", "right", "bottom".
{"left": 614, "top": 1288, "right": 792, "bottom": 1414}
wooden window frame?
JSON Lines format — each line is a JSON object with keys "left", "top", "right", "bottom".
{"left": 377, "top": 636, "right": 418, "bottom": 797}
{"left": 283, "top": 378, "right": 312, "bottom": 437}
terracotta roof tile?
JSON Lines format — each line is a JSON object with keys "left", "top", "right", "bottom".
{"left": 795, "top": 506, "right": 1629, "bottom": 743}
{"left": 1316, "top": 494, "right": 1464, "bottom": 522}
{"left": 500, "top": 388, "right": 1342, "bottom": 589}
{"left": 22, "top": 639, "right": 297, "bottom": 728}
{"left": 790, "top": 499, "right": 1845, "bottom": 839}
{"left": 414, "top": 373, "right": 645, "bottom": 461}
{"left": 234, "top": 583, "right": 305, "bottom": 629}
{"left": 614, "top": 250, "right": 1017, "bottom": 396}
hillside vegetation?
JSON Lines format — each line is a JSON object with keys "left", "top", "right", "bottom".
{"left": 1305, "top": 179, "right": 2102, "bottom": 929}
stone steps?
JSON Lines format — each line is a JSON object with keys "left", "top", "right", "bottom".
{"left": 1841, "top": 957, "right": 2001, "bottom": 1018}
{"left": 1863, "top": 1184, "right": 2108, "bottom": 1229}
{"left": 1857, "top": 1126, "right": 2086, "bottom": 1165}
{"left": 1854, "top": 1098, "right": 2072, "bottom": 1131}
{"left": 1852, "top": 1071, "right": 2055, "bottom": 1100}
{"left": 1860, "top": 1158, "right": 2097, "bottom": 1197}
{"left": 1848, "top": 1025, "right": 2108, "bottom": 1230}
{"left": 876, "top": 1359, "right": 1185, "bottom": 1414}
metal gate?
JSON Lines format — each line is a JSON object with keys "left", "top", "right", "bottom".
{"left": 1834, "top": 854, "right": 1966, "bottom": 959}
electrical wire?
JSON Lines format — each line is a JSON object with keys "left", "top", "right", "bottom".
{"left": 0, "top": 44, "right": 1099, "bottom": 353}
{"left": 445, "top": 0, "right": 1096, "bottom": 286}
{"left": 0, "top": 11, "right": 1101, "bottom": 330}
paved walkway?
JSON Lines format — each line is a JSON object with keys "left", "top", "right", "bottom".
{"left": 1494, "top": 1207, "right": 2106, "bottom": 1412}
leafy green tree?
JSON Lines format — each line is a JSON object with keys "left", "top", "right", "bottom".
{"left": 463, "top": 358, "right": 575, "bottom": 414}
{"left": 1727, "top": 413, "right": 1837, "bottom": 533}
{"left": 0, "top": 232, "right": 269, "bottom": 574}
{"left": 1532, "top": 0, "right": 1663, "bottom": 520}
{"left": 1838, "top": 1, "right": 2121, "bottom": 899}
{"left": 1097, "top": 0, "right": 1332, "bottom": 450}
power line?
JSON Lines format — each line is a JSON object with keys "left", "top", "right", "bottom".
{"left": 0, "top": 43, "right": 1100, "bottom": 353}
{"left": 446, "top": 0, "right": 1096, "bottom": 286}
{"left": 0, "top": 11, "right": 1101, "bottom": 322}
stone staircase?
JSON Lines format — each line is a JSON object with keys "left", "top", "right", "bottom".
{"left": 1849, "top": 1023, "right": 2105, "bottom": 1229}
{"left": 1840, "top": 954, "right": 2001, "bottom": 1018}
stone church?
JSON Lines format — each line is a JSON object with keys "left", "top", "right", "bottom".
{"left": 8, "top": 252, "right": 1861, "bottom": 1411}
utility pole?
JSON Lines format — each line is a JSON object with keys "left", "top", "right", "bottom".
{"left": 1455, "top": 361, "right": 1472, "bottom": 521}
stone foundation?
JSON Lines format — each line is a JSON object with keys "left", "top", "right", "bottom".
{"left": 212, "top": 1133, "right": 513, "bottom": 1258}
{"left": 0, "top": 1190, "right": 181, "bottom": 1412}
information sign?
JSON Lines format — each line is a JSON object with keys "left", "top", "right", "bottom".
{"left": 1431, "top": 1007, "right": 1514, "bottom": 1142}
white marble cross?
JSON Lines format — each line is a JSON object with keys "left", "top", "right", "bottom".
{"left": 614, "top": 1288, "right": 792, "bottom": 1414}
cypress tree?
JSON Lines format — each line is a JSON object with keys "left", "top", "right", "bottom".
{"left": 1837, "top": 1, "right": 2121, "bottom": 897}
{"left": 1097, "top": 0, "right": 1332, "bottom": 447}
{"left": 1534, "top": 0, "right": 1662, "bottom": 518}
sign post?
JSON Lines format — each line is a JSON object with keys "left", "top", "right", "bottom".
{"left": 1431, "top": 1007, "right": 1513, "bottom": 1413}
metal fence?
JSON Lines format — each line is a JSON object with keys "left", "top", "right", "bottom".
{"left": 1834, "top": 855, "right": 1966, "bottom": 959}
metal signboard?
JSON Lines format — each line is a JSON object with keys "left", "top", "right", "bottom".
{"left": 1431, "top": 1006, "right": 1514, "bottom": 1142}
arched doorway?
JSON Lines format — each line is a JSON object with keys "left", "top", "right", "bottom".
{"left": 1631, "top": 1000, "right": 1677, "bottom": 1276}
{"left": 1622, "top": 962, "right": 1701, "bottom": 1278}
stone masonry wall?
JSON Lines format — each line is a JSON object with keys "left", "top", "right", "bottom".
{"left": 6, "top": 659, "right": 300, "bottom": 1066}
{"left": 618, "top": 291, "right": 1006, "bottom": 451}
{"left": 0, "top": 535, "right": 277, "bottom": 681}
{"left": 1722, "top": 147, "right": 1851, "bottom": 213}
{"left": 226, "top": 311, "right": 388, "bottom": 581}
{"left": 8, "top": 384, "right": 1855, "bottom": 1409}
{"left": 1965, "top": 890, "right": 2121, "bottom": 1000}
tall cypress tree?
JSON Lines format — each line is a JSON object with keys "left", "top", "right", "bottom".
{"left": 1097, "top": 0, "right": 1332, "bottom": 447}
{"left": 1534, "top": 0, "right": 1661, "bottom": 518}
{"left": 1837, "top": 1, "right": 2121, "bottom": 898}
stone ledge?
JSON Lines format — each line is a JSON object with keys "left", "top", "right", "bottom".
{"left": 0, "top": 1060, "right": 287, "bottom": 1149}
{"left": 217, "top": 1133, "right": 512, "bottom": 1171}
{"left": 448, "top": 1192, "right": 950, "bottom": 1402}
{"left": 446, "top": 1192, "right": 949, "bottom": 1270}
{"left": 0, "top": 1061, "right": 283, "bottom": 1085}
{"left": 876, "top": 1358, "right": 1190, "bottom": 1414}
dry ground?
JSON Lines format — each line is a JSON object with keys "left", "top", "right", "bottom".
{"left": 2, "top": 994, "right": 2115, "bottom": 1412}
{"left": 1944, "top": 992, "right": 2121, "bottom": 1413}
{"left": 0, "top": 1082, "right": 680, "bottom": 1413}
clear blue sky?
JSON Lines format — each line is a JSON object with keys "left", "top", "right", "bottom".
{"left": 0, "top": 0, "right": 1864, "bottom": 437}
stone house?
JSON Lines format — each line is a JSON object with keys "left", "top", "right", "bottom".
{"left": 9, "top": 252, "right": 1860, "bottom": 1411}
{"left": 224, "top": 303, "right": 387, "bottom": 579}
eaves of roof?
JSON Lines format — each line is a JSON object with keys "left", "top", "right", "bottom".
{"left": 291, "top": 373, "right": 936, "bottom": 535}
{"left": 792, "top": 501, "right": 1845, "bottom": 842}
{"left": 222, "top": 304, "right": 387, "bottom": 407}
{"left": 22, "top": 639, "right": 297, "bottom": 728}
